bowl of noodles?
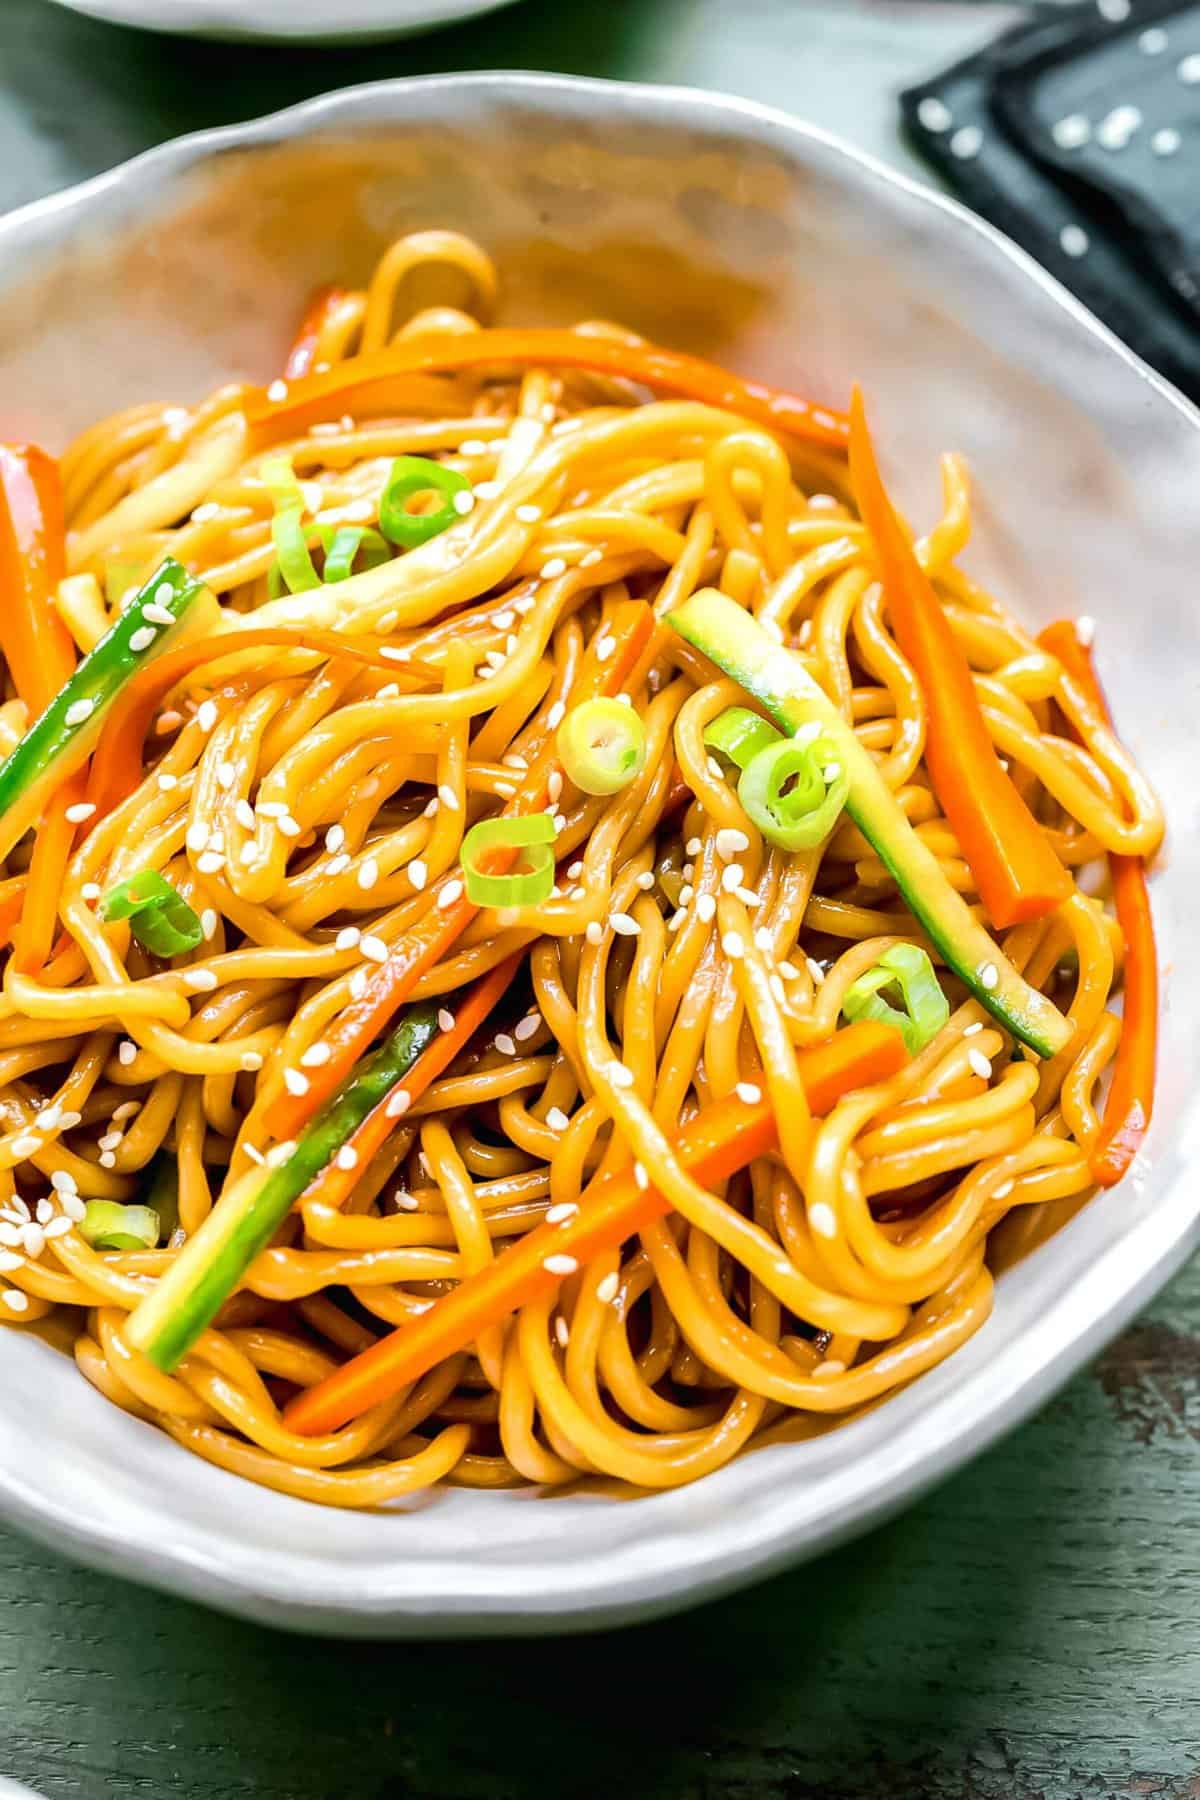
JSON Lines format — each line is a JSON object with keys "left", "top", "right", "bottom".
{"left": 0, "top": 73, "right": 1193, "bottom": 1635}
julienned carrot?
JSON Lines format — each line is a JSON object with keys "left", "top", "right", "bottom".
{"left": 301, "top": 952, "right": 522, "bottom": 1214}
{"left": 0, "top": 446, "right": 80, "bottom": 974}
{"left": 1038, "top": 621, "right": 1157, "bottom": 1186}
{"left": 282, "top": 1020, "right": 909, "bottom": 1436}
{"left": 262, "top": 598, "right": 657, "bottom": 1141}
{"left": 283, "top": 285, "right": 350, "bottom": 381}
{"left": 86, "top": 625, "right": 437, "bottom": 821}
{"left": 848, "top": 390, "right": 1071, "bottom": 930}
{"left": 247, "top": 327, "right": 849, "bottom": 453}
{"left": 0, "top": 878, "right": 26, "bottom": 951}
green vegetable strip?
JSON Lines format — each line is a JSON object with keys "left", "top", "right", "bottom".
{"left": 842, "top": 943, "right": 949, "bottom": 1053}
{"left": 380, "top": 456, "right": 471, "bottom": 549}
{"left": 703, "top": 705, "right": 781, "bottom": 772}
{"left": 126, "top": 1001, "right": 442, "bottom": 1372}
{"left": 669, "top": 589, "right": 1072, "bottom": 1058}
{"left": 0, "top": 557, "right": 211, "bottom": 863}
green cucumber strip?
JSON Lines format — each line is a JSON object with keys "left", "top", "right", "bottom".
{"left": 0, "top": 557, "right": 217, "bottom": 862}
{"left": 125, "top": 1001, "right": 442, "bottom": 1373}
{"left": 669, "top": 589, "right": 1072, "bottom": 1059}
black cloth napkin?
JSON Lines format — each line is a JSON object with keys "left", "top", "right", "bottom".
{"left": 901, "top": 1, "right": 1200, "bottom": 403}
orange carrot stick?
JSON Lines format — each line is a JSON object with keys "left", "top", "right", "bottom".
{"left": 247, "top": 327, "right": 849, "bottom": 452}
{"left": 0, "top": 446, "right": 81, "bottom": 974}
{"left": 282, "top": 1021, "right": 909, "bottom": 1435}
{"left": 848, "top": 390, "right": 1071, "bottom": 929}
{"left": 1038, "top": 621, "right": 1157, "bottom": 1186}
{"left": 262, "top": 598, "right": 656, "bottom": 1142}
{"left": 300, "top": 952, "right": 522, "bottom": 1214}
{"left": 283, "top": 285, "right": 350, "bottom": 381}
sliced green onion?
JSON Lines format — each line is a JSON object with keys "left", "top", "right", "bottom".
{"left": 262, "top": 455, "right": 320, "bottom": 596}
{"left": 737, "top": 732, "right": 849, "bottom": 850}
{"left": 842, "top": 943, "right": 949, "bottom": 1054}
{"left": 556, "top": 698, "right": 646, "bottom": 796}
{"left": 703, "top": 705, "right": 781, "bottom": 773}
{"left": 380, "top": 456, "right": 471, "bottom": 550}
{"left": 321, "top": 524, "right": 390, "bottom": 584}
{"left": 79, "top": 1200, "right": 160, "bottom": 1252}
{"left": 459, "top": 814, "right": 556, "bottom": 907}
{"left": 102, "top": 869, "right": 204, "bottom": 958}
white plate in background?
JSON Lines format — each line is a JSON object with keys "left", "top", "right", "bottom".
{"left": 40, "top": 0, "right": 521, "bottom": 42}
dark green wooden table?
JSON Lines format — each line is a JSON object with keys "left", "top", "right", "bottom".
{"left": 2, "top": 3, "right": 1197, "bottom": 1794}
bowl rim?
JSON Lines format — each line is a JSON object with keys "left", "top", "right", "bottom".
{"left": 1, "top": 69, "right": 1197, "bottom": 1637}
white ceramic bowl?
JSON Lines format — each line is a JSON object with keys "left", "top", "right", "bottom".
{"left": 0, "top": 74, "right": 1196, "bottom": 1637}
{"left": 40, "top": 0, "right": 521, "bottom": 42}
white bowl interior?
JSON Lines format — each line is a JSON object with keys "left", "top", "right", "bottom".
{"left": 0, "top": 76, "right": 1197, "bottom": 1634}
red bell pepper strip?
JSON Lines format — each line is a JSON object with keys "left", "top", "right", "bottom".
{"left": 848, "top": 389, "right": 1071, "bottom": 929}
{"left": 1038, "top": 621, "right": 1157, "bottom": 1186}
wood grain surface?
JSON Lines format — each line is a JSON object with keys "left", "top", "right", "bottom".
{"left": 0, "top": 2, "right": 1196, "bottom": 1795}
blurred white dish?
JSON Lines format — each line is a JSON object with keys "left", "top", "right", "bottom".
{"left": 41, "top": 0, "right": 520, "bottom": 43}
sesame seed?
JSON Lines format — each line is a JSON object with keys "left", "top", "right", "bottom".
{"left": 547, "top": 771, "right": 563, "bottom": 806}
{"left": 1060, "top": 224, "right": 1090, "bottom": 259}
{"left": 142, "top": 601, "right": 176, "bottom": 628}
{"left": 722, "top": 931, "right": 745, "bottom": 960}
{"left": 404, "top": 860, "right": 427, "bottom": 895}
{"left": 21, "top": 1222, "right": 45, "bottom": 1256}
{"left": 156, "top": 771, "right": 179, "bottom": 794}
{"left": 706, "top": 756, "right": 725, "bottom": 782}
{"left": 234, "top": 799, "right": 257, "bottom": 832}
{"left": 694, "top": 893, "right": 716, "bottom": 924}
{"left": 238, "top": 842, "right": 257, "bottom": 867}
{"left": 581, "top": 548, "right": 604, "bottom": 569}
{"left": 609, "top": 912, "right": 640, "bottom": 937}
{"left": 543, "top": 1254, "right": 578, "bottom": 1276}
{"left": 50, "top": 1170, "right": 77, "bottom": 1195}
{"left": 437, "top": 783, "right": 459, "bottom": 813}
{"left": 546, "top": 1107, "right": 570, "bottom": 1132}
{"left": 0, "top": 1251, "right": 23, "bottom": 1271}
{"left": 735, "top": 886, "right": 759, "bottom": 907}
{"left": 917, "top": 96, "right": 953, "bottom": 134}
{"left": 0, "top": 1226, "right": 20, "bottom": 1249}
{"left": 596, "top": 1271, "right": 620, "bottom": 1305}
{"left": 98, "top": 1131, "right": 123, "bottom": 1152}
{"left": 184, "top": 969, "right": 218, "bottom": 992}
{"left": 380, "top": 645, "right": 411, "bottom": 664}
{"left": 715, "top": 828, "right": 749, "bottom": 862}
{"left": 546, "top": 700, "right": 566, "bottom": 731}
{"left": 357, "top": 859, "right": 380, "bottom": 891}
{"left": 495, "top": 1033, "right": 516, "bottom": 1056}
{"left": 118, "top": 1041, "right": 137, "bottom": 1066}
{"left": 546, "top": 1202, "right": 578, "bottom": 1225}
{"left": 265, "top": 1141, "right": 296, "bottom": 1169}
{"left": 200, "top": 909, "right": 218, "bottom": 940}
{"left": 58, "top": 1111, "right": 82, "bottom": 1130}
{"left": 243, "top": 1144, "right": 266, "bottom": 1166}
{"left": 993, "top": 1178, "right": 1015, "bottom": 1200}
{"left": 769, "top": 974, "right": 787, "bottom": 1004}
{"left": 335, "top": 926, "right": 362, "bottom": 952}
{"left": 266, "top": 379, "right": 289, "bottom": 402}
{"left": 10, "top": 1135, "right": 40, "bottom": 1159}
{"left": 325, "top": 853, "right": 352, "bottom": 877}
{"left": 81, "top": 882, "right": 101, "bottom": 901}
{"left": 360, "top": 935, "right": 389, "bottom": 964}
{"left": 1052, "top": 113, "right": 1091, "bottom": 150}
{"left": 979, "top": 963, "right": 999, "bottom": 991}
{"left": 540, "top": 558, "right": 567, "bottom": 580}
{"left": 1139, "top": 26, "right": 1168, "bottom": 53}
{"left": 1180, "top": 52, "right": 1200, "bottom": 83}
{"left": 809, "top": 1202, "right": 837, "bottom": 1239}
{"left": 667, "top": 908, "right": 687, "bottom": 933}
{"left": 386, "top": 1088, "right": 411, "bottom": 1118}
{"left": 514, "top": 1015, "right": 540, "bottom": 1043}
{"left": 241, "top": 1051, "right": 264, "bottom": 1072}
{"left": 64, "top": 698, "right": 94, "bottom": 727}
{"left": 437, "top": 880, "right": 464, "bottom": 910}
{"left": 35, "top": 1197, "right": 53, "bottom": 1224}
{"left": 554, "top": 1315, "right": 570, "bottom": 1348}
{"left": 1096, "top": 105, "right": 1141, "bottom": 150}
{"left": 61, "top": 1193, "right": 87, "bottom": 1223}
{"left": 196, "top": 700, "right": 219, "bottom": 733}
{"left": 721, "top": 863, "right": 744, "bottom": 893}
{"left": 1152, "top": 127, "right": 1181, "bottom": 156}
{"left": 949, "top": 125, "right": 983, "bottom": 160}
{"left": 34, "top": 1105, "right": 61, "bottom": 1132}
{"left": 64, "top": 801, "right": 97, "bottom": 825}
{"left": 473, "top": 480, "right": 501, "bottom": 500}
{"left": 515, "top": 504, "right": 541, "bottom": 524}
{"left": 276, "top": 814, "right": 302, "bottom": 840}
{"left": 585, "top": 920, "right": 604, "bottom": 946}
{"left": 128, "top": 625, "right": 157, "bottom": 654}
{"left": 685, "top": 837, "right": 702, "bottom": 858}
{"left": 196, "top": 851, "right": 225, "bottom": 875}
{"left": 736, "top": 1081, "right": 763, "bottom": 1104}
{"left": 967, "top": 1048, "right": 993, "bottom": 1080}
{"left": 963, "top": 1021, "right": 984, "bottom": 1037}
{"left": 349, "top": 969, "right": 369, "bottom": 1000}
{"left": 2, "top": 1290, "right": 29, "bottom": 1313}
{"left": 635, "top": 870, "right": 656, "bottom": 891}
{"left": 185, "top": 820, "right": 210, "bottom": 853}
{"left": 814, "top": 1359, "right": 846, "bottom": 1377}
{"left": 594, "top": 635, "right": 616, "bottom": 663}
{"left": 334, "top": 1144, "right": 359, "bottom": 1172}
{"left": 44, "top": 1218, "right": 72, "bottom": 1241}
{"left": 607, "top": 1060, "right": 635, "bottom": 1090}
{"left": 437, "top": 1008, "right": 455, "bottom": 1033}
{"left": 395, "top": 1190, "right": 419, "bottom": 1211}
